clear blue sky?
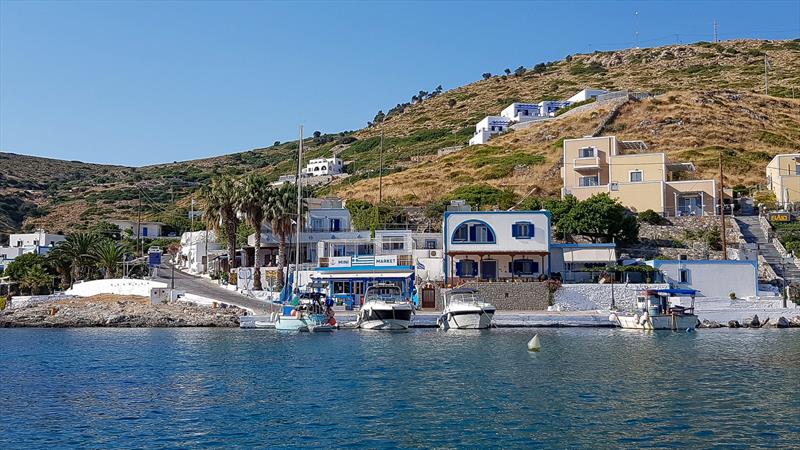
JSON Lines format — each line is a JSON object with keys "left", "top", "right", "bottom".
{"left": 1, "top": 0, "right": 798, "bottom": 166}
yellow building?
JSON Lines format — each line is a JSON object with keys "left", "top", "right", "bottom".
{"left": 561, "top": 136, "right": 717, "bottom": 216}
{"left": 766, "top": 153, "right": 800, "bottom": 209}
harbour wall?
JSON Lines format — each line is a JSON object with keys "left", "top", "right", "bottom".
{"left": 554, "top": 283, "right": 670, "bottom": 311}
{"left": 442, "top": 282, "right": 551, "bottom": 310}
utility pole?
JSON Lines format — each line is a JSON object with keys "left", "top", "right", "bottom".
{"left": 713, "top": 20, "right": 718, "bottom": 43}
{"left": 137, "top": 190, "right": 142, "bottom": 257}
{"left": 719, "top": 152, "right": 728, "bottom": 260}
{"left": 764, "top": 54, "right": 770, "bottom": 96}
{"left": 190, "top": 193, "right": 194, "bottom": 234}
{"left": 378, "top": 128, "right": 384, "bottom": 204}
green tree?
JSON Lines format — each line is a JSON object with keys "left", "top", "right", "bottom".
{"left": 93, "top": 240, "right": 125, "bottom": 279}
{"left": 201, "top": 176, "right": 240, "bottom": 269}
{"left": 47, "top": 245, "right": 74, "bottom": 289}
{"left": 266, "top": 183, "right": 305, "bottom": 290}
{"left": 236, "top": 175, "right": 271, "bottom": 290}
{"left": 445, "top": 184, "right": 519, "bottom": 211}
{"left": 59, "top": 233, "right": 101, "bottom": 281}
{"left": 560, "top": 193, "right": 639, "bottom": 243}
{"left": 90, "top": 221, "right": 122, "bottom": 241}
{"left": 19, "top": 264, "right": 52, "bottom": 295}
{"left": 4, "top": 253, "right": 48, "bottom": 283}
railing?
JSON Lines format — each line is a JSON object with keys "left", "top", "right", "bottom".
{"left": 318, "top": 254, "right": 413, "bottom": 268}
{"left": 759, "top": 215, "right": 774, "bottom": 241}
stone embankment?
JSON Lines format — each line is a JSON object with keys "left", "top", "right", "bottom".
{"left": 0, "top": 294, "right": 242, "bottom": 328}
{"left": 698, "top": 314, "right": 800, "bottom": 329}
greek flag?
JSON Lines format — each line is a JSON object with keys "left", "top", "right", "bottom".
{"left": 416, "top": 261, "right": 426, "bottom": 270}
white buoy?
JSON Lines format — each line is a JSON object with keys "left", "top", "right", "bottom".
{"left": 527, "top": 334, "right": 541, "bottom": 352}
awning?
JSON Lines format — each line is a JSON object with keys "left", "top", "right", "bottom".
{"left": 313, "top": 271, "right": 414, "bottom": 280}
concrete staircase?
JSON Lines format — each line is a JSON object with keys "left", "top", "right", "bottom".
{"left": 736, "top": 215, "right": 800, "bottom": 281}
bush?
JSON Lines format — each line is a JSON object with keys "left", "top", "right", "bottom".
{"left": 638, "top": 209, "right": 668, "bottom": 225}
{"left": 445, "top": 184, "right": 519, "bottom": 210}
{"left": 729, "top": 292, "right": 737, "bottom": 300}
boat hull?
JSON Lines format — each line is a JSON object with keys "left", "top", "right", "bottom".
{"left": 359, "top": 318, "right": 410, "bottom": 330}
{"left": 274, "top": 314, "right": 328, "bottom": 332}
{"left": 359, "top": 307, "right": 412, "bottom": 330}
{"left": 440, "top": 309, "right": 495, "bottom": 329}
{"left": 615, "top": 314, "right": 698, "bottom": 331}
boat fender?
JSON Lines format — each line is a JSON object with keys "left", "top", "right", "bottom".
{"left": 270, "top": 312, "right": 277, "bottom": 322}
{"left": 291, "top": 309, "right": 298, "bottom": 317}
{"left": 633, "top": 313, "right": 640, "bottom": 324}
{"left": 608, "top": 313, "right": 617, "bottom": 322}
{"left": 329, "top": 317, "right": 337, "bottom": 326}
{"left": 527, "top": 334, "right": 541, "bottom": 352}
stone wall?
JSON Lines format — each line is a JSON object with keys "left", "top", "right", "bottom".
{"left": 554, "top": 283, "right": 669, "bottom": 311}
{"left": 623, "top": 216, "right": 743, "bottom": 260}
{"left": 439, "top": 282, "right": 550, "bottom": 311}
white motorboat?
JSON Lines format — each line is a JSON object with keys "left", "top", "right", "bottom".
{"left": 438, "top": 287, "right": 495, "bottom": 330}
{"left": 357, "top": 284, "right": 414, "bottom": 330}
{"left": 610, "top": 288, "right": 699, "bottom": 331}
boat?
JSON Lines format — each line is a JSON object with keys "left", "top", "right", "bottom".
{"left": 438, "top": 287, "right": 495, "bottom": 330}
{"left": 275, "top": 292, "right": 336, "bottom": 332}
{"left": 357, "top": 283, "right": 414, "bottom": 330}
{"left": 609, "top": 288, "right": 699, "bottom": 331}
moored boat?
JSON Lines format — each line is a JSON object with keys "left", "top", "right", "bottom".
{"left": 610, "top": 288, "right": 699, "bottom": 331}
{"left": 357, "top": 284, "right": 413, "bottom": 330}
{"left": 438, "top": 287, "right": 495, "bottom": 330}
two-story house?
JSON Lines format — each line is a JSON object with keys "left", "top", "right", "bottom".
{"left": 766, "top": 153, "right": 800, "bottom": 209}
{"left": 0, "top": 230, "right": 66, "bottom": 270}
{"left": 303, "top": 156, "right": 343, "bottom": 177}
{"left": 443, "top": 211, "right": 551, "bottom": 284}
{"left": 468, "top": 116, "right": 512, "bottom": 146}
{"left": 561, "top": 136, "right": 718, "bottom": 216}
{"left": 500, "top": 103, "right": 543, "bottom": 123}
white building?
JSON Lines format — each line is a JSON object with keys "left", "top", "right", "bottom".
{"left": 468, "top": 116, "right": 512, "bottom": 145}
{"left": 549, "top": 243, "right": 617, "bottom": 282}
{"left": 500, "top": 103, "right": 543, "bottom": 123}
{"left": 303, "top": 157, "right": 343, "bottom": 177}
{"left": 567, "top": 88, "right": 608, "bottom": 103}
{"left": 648, "top": 259, "right": 758, "bottom": 299}
{"left": 0, "top": 230, "right": 66, "bottom": 270}
{"left": 412, "top": 232, "right": 445, "bottom": 283}
{"left": 539, "top": 100, "right": 572, "bottom": 117}
{"left": 307, "top": 198, "right": 351, "bottom": 232}
{"left": 178, "top": 230, "right": 223, "bottom": 274}
{"left": 109, "top": 220, "right": 166, "bottom": 238}
{"left": 444, "top": 211, "right": 552, "bottom": 283}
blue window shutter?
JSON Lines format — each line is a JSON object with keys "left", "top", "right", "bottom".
{"left": 529, "top": 224, "right": 534, "bottom": 237}
{"left": 469, "top": 226, "right": 477, "bottom": 242}
{"left": 455, "top": 261, "right": 462, "bottom": 277}
{"left": 532, "top": 261, "right": 539, "bottom": 273}
{"left": 472, "top": 262, "right": 479, "bottom": 276}
{"left": 508, "top": 262, "right": 512, "bottom": 273}
{"left": 512, "top": 224, "right": 519, "bottom": 237}
{"left": 487, "top": 228, "right": 495, "bottom": 242}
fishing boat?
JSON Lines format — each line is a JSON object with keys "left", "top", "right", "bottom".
{"left": 357, "top": 283, "right": 414, "bottom": 330}
{"left": 437, "top": 287, "right": 495, "bottom": 330}
{"left": 609, "top": 288, "right": 699, "bottom": 331}
{"left": 274, "top": 292, "right": 336, "bottom": 332}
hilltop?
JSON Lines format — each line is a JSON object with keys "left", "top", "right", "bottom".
{"left": 1, "top": 39, "right": 799, "bottom": 233}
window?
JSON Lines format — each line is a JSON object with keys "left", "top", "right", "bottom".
{"left": 424, "top": 239, "right": 437, "bottom": 249}
{"left": 579, "top": 147, "right": 596, "bottom": 158}
{"left": 456, "top": 259, "right": 478, "bottom": 277}
{"left": 329, "top": 218, "right": 341, "bottom": 232}
{"left": 382, "top": 242, "right": 405, "bottom": 251}
{"left": 310, "top": 218, "right": 324, "bottom": 231}
{"left": 333, "top": 244, "right": 347, "bottom": 257}
{"left": 679, "top": 269, "right": 689, "bottom": 283}
{"left": 512, "top": 222, "right": 534, "bottom": 239}
{"left": 795, "top": 164, "right": 800, "bottom": 175}
{"left": 510, "top": 259, "right": 539, "bottom": 276}
{"left": 629, "top": 170, "right": 643, "bottom": 182}
{"left": 579, "top": 176, "right": 599, "bottom": 187}
{"left": 452, "top": 221, "right": 496, "bottom": 244}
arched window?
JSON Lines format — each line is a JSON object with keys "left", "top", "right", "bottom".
{"left": 452, "top": 220, "right": 496, "bottom": 244}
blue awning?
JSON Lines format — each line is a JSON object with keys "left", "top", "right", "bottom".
{"left": 650, "top": 288, "right": 697, "bottom": 295}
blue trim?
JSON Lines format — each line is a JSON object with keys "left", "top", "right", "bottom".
{"left": 551, "top": 243, "right": 616, "bottom": 248}
{"left": 316, "top": 265, "right": 415, "bottom": 272}
{"left": 451, "top": 219, "right": 497, "bottom": 244}
{"left": 649, "top": 259, "right": 758, "bottom": 268}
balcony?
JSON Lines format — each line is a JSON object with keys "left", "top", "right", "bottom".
{"left": 573, "top": 156, "right": 601, "bottom": 173}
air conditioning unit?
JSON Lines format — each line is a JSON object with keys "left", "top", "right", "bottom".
{"left": 428, "top": 250, "right": 441, "bottom": 258}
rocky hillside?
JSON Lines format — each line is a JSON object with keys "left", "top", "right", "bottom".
{"left": 2, "top": 39, "right": 799, "bottom": 233}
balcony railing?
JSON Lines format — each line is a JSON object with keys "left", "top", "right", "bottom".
{"left": 573, "top": 156, "right": 601, "bottom": 172}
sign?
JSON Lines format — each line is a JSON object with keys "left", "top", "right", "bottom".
{"left": 328, "top": 256, "right": 352, "bottom": 268}
{"left": 148, "top": 251, "right": 162, "bottom": 267}
{"left": 375, "top": 255, "right": 398, "bottom": 267}
{"left": 769, "top": 212, "right": 792, "bottom": 223}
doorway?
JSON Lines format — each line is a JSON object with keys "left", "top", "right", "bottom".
{"left": 480, "top": 260, "right": 497, "bottom": 281}
{"left": 421, "top": 286, "right": 436, "bottom": 309}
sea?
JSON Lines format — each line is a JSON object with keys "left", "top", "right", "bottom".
{"left": 1, "top": 327, "right": 798, "bottom": 449}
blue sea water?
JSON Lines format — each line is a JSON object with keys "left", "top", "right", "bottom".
{"left": 1, "top": 327, "right": 798, "bottom": 449}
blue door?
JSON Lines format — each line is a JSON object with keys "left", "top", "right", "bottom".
{"left": 142, "top": 227, "right": 149, "bottom": 237}
{"left": 480, "top": 260, "right": 497, "bottom": 281}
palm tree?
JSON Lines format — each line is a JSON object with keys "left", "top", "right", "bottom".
{"left": 19, "top": 264, "right": 52, "bottom": 295}
{"left": 201, "top": 176, "right": 240, "bottom": 270}
{"left": 93, "top": 240, "right": 125, "bottom": 279}
{"left": 47, "top": 245, "right": 73, "bottom": 289}
{"left": 236, "top": 174, "right": 271, "bottom": 290}
{"left": 265, "top": 183, "right": 305, "bottom": 291}
{"left": 60, "top": 233, "right": 101, "bottom": 281}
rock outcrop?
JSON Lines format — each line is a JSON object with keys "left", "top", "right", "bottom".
{"left": 0, "top": 294, "right": 242, "bottom": 328}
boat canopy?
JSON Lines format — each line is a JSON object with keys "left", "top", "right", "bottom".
{"left": 645, "top": 288, "right": 698, "bottom": 296}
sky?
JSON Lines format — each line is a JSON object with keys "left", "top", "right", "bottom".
{"left": 0, "top": 0, "right": 798, "bottom": 167}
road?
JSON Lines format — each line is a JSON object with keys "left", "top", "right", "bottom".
{"left": 153, "top": 264, "right": 272, "bottom": 314}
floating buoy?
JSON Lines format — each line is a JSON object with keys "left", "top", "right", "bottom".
{"left": 527, "top": 334, "right": 541, "bottom": 352}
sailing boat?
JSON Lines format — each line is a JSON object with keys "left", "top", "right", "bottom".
{"left": 273, "top": 125, "right": 335, "bottom": 332}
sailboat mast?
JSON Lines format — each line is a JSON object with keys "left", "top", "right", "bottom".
{"left": 294, "top": 125, "right": 304, "bottom": 291}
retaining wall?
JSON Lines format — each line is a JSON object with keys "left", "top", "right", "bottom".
{"left": 440, "top": 282, "right": 550, "bottom": 310}
{"left": 554, "top": 283, "right": 669, "bottom": 311}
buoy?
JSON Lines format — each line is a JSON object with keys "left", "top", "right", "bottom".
{"left": 527, "top": 334, "right": 541, "bottom": 352}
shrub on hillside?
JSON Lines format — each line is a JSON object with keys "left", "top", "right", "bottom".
{"left": 638, "top": 209, "right": 668, "bottom": 225}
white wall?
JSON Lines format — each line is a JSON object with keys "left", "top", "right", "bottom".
{"left": 65, "top": 279, "right": 168, "bottom": 297}
{"left": 567, "top": 89, "right": 608, "bottom": 103}
{"left": 554, "top": 283, "right": 670, "bottom": 311}
{"left": 8, "top": 230, "right": 65, "bottom": 247}
{"left": 652, "top": 260, "right": 758, "bottom": 299}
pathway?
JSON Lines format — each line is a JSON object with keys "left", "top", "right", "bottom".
{"left": 152, "top": 265, "right": 272, "bottom": 314}
{"left": 736, "top": 216, "right": 800, "bottom": 282}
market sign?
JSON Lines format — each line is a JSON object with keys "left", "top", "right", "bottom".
{"left": 769, "top": 212, "right": 792, "bottom": 223}
{"left": 328, "top": 256, "right": 352, "bottom": 268}
{"left": 375, "top": 255, "right": 398, "bottom": 266}
{"left": 148, "top": 250, "right": 162, "bottom": 267}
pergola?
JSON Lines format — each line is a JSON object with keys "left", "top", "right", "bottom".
{"left": 446, "top": 250, "right": 549, "bottom": 287}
